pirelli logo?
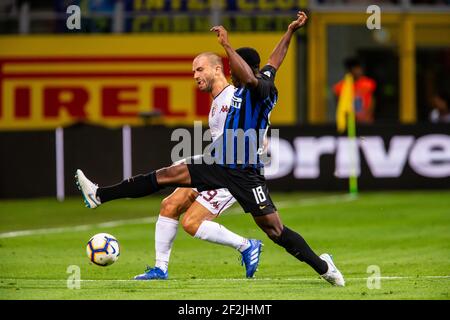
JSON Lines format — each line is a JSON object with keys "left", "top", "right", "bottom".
{"left": 0, "top": 55, "right": 229, "bottom": 130}
{"left": 0, "top": 34, "right": 295, "bottom": 130}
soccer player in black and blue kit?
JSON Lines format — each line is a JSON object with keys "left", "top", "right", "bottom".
{"left": 76, "top": 11, "right": 345, "bottom": 286}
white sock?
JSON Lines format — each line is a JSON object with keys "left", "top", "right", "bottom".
{"left": 194, "top": 220, "right": 250, "bottom": 252}
{"left": 154, "top": 215, "right": 179, "bottom": 273}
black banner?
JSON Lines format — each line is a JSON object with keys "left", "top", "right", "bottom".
{"left": 0, "top": 123, "right": 448, "bottom": 199}
{"left": 264, "top": 124, "right": 450, "bottom": 191}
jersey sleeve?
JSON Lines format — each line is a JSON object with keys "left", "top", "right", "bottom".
{"left": 260, "top": 64, "right": 277, "bottom": 82}
{"left": 368, "top": 78, "right": 377, "bottom": 92}
{"left": 252, "top": 64, "right": 277, "bottom": 100}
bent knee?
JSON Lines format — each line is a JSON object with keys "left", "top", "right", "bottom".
{"left": 264, "top": 226, "right": 284, "bottom": 242}
{"left": 159, "top": 197, "right": 181, "bottom": 219}
{"left": 181, "top": 215, "right": 201, "bottom": 236}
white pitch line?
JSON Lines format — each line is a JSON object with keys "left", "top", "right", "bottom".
{"left": 0, "top": 216, "right": 157, "bottom": 239}
{"left": 1, "top": 276, "right": 449, "bottom": 283}
{"left": 0, "top": 194, "right": 355, "bottom": 239}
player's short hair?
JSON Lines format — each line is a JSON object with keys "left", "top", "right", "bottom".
{"left": 236, "top": 47, "right": 260, "bottom": 71}
{"left": 344, "top": 57, "right": 362, "bottom": 71}
{"left": 195, "top": 52, "right": 223, "bottom": 70}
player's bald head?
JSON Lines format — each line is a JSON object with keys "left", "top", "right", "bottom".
{"left": 194, "top": 52, "right": 223, "bottom": 69}
{"left": 193, "top": 52, "right": 227, "bottom": 93}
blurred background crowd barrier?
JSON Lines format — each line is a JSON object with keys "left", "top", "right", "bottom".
{"left": 0, "top": 0, "right": 449, "bottom": 198}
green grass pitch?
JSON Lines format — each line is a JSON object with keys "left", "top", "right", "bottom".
{"left": 0, "top": 191, "right": 449, "bottom": 300}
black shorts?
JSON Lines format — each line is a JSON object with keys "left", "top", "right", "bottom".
{"left": 187, "top": 163, "right": 277, "bottom": 216}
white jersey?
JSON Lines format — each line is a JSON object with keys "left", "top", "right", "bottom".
{"left": 208, "top": 84, "right": 235, "bottom": 141}
{"left": 195, "top": 84, "right": 237, "bottom": 215}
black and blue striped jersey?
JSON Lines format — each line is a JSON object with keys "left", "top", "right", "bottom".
{"left": 212, "top": 65, "right": 278, "bottom": 169}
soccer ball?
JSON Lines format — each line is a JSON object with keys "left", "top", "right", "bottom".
{"left": 86, "top": 233, "right": 120, "bottom": 266}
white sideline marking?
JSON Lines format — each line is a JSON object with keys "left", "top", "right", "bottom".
{"left": 0, "top": 217, "right": 157, "bottom": 239}
{"left": 0, "top": 194, "right": 355, "bottom": 239}
{"left": 1, "top": 276, "right": 449, "bottom": 283}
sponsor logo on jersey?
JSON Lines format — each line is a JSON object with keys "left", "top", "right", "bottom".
{"left": 211, "top": 201, "right": 220, "bottom": 209}
{"left": 231, "top": 96, "right": 242, "bottom": 109}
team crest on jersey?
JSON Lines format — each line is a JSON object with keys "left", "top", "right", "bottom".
{"left": 211, "top": 103, "right": 217, "bottom": 117}
{"left": 231, "top": 95, "right": 242, "bottom": 109}
{"left": 220, "top": 105, "right": 229, "bottom": 113}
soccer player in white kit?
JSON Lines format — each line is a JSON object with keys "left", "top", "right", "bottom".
{"left": 133, "top": 52, "right": 260, "bottom": 280}
{"left": 77, "top": 11, "right": 344, "bottom": 286}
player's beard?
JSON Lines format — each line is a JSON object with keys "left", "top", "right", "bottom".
{"left": 204, "top": 78, "right": 213, "bottom": 93}
{"left": 197, "top": 78, "right": 213, "bottom": 93}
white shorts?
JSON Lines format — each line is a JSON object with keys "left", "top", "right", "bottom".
{"left": 173, "top": 156, "right": 236, "bottom": 215}
{"left": 193, "top": 188, "right": 236, "bottom": 216}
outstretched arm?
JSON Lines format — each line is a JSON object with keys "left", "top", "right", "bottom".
{"left": 267, "top": 11, "right": 308, "bottom": 70}
{"left": 210, "top": 25, "right": 258, "bottom": 88}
